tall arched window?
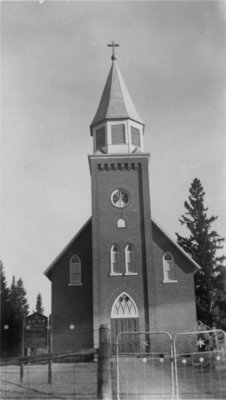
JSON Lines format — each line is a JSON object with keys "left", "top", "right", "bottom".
{"left": 110, "top": 245, "right": 121, "bottom": 274}
{"left": 69, "top": 255, "right": 82, "bottom": 285}
{"left": 125, "top": 244, "right": 136, "bottom": 274}
{"left": 163, "top": 252, "right": 177, "bottom": 282}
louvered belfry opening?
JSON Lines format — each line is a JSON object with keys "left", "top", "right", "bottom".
{"left": 96, "top": 126, "right": 105, "bottom": 150}
{"left": 131, "top": 126, "right": 141, "bottom": 147}
{"left": 111, "top": 124, "right": 126, "bottom": 144}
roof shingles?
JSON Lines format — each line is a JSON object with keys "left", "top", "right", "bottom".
{"left": 91, "top": 61, "right": 144, "bottom": 128}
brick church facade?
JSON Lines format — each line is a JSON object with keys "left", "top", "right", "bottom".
{"left": 45, "top": 46, "right": 199, "bottom": 353}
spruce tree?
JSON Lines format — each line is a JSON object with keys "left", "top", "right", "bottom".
{"left": 0, "top": 261, "right": 10, "bottom": 320}
{"left": 35, "top": 293, "right": 44, "bottom": 314}
{"left": 176, "top": 178, "right": 225, "bottom": 326}
{"left": 15, "top": 278, "right": 29, "bottom": 317}
{"left": 0, "top": 261, "right": 11, "bottom": 356}
{"left": 7, "top": 277, "right": 29, "bottom": 356}
{"left": 0, "top": 268, "right": 30, "bottom": 356}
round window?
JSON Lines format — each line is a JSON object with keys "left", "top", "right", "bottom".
{"left": 111, "top": 189, "right": 129, "bottom": 208}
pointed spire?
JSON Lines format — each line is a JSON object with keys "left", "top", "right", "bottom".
{"left": 90, "top": 56, "right": 144, "bottom": 131}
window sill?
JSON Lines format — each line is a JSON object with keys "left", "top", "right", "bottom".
{"left": 162, "top": 280, "right": 178, "bottom": 284}
{"left": 124, "top": 272, "right": 138, "bottom": 276}
{"left": 68, "top": 283, "right": 83, "bottom": 286}
{"left": 109, "top": 273, "right": 138, "bottom": 276}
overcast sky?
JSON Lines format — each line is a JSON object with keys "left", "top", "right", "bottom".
{"left": 1, "top": 1, "right": 226, "bottom": 315}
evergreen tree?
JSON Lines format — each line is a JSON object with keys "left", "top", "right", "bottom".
{"left": 176, "top": 178, "right": 226, "bottom": 326}
{"left": 35, "top": 292, "right": 44, "bottom": 314}
{"left": 0, "top": 261, "right": 11, "bottom": 356}
{"left": 0, "top": 261, "right": 10, "bottom": 319}
{"left": 7, "top": 277, "right": 29, "bottom": 356}
{"left": 8, "top": 276, "right": 17, "bottom": 316}
{"left": 0, "top": 267, "right": 30, "bottom": 357}
{"left": 15, "top": 278, "right": 29, "bottom": 317}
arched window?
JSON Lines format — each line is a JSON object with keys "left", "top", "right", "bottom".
{"left": 163, "top": 252, "right": 176, "bottom": 282}
{"left": 111, "top": 293, "right": 138, "bottom": 318}
{"left": 117, "top": 218, "right": 126, "bottom": 228}
{"left": 69, "top": 255, "right": 82, "bottom": 285}
{"left": 125, "top": 244, "right": 136, "bottom": 274}
{"left": 110, "top": 245, "right": 121, "bottom": 274}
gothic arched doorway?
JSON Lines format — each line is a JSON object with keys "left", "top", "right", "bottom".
{"left": 111, "top": 292, "right": 139, "bottom": 353}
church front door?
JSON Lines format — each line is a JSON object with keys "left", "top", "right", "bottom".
{"left": 111, "top": 293, "right": 139, "bottom": 353}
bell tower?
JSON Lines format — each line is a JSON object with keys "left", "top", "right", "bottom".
{"left": 89, "top": 43, "right": 155, "bottom": 347}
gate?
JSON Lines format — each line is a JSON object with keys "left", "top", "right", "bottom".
{"left": 114, "top": 329, "right": 226, "bottom": 400}
{"left": 173, "top": 329, "right": 226, "bottom": 400}
{"left": 115, "top": 331, "right": 174, "bottom": 399}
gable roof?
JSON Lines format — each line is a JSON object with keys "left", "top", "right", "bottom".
{"left": 26, "top": 312, "right": 48, "bottom": 320}
{"left": 44, "top": 216, "right": 200, "bottom": 281}
{"left": 90, "top": 60, "right": 144, "bottom": 131}
{"left": 44, "top": 218, "right": 91, "bottom": 280}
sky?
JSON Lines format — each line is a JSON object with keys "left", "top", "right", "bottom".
{"left": 1, "top": 0, "right": 226, "bottom": 316}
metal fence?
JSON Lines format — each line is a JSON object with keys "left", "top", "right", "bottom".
{"left": 0, "top": 352, "right": 97, "bottom": 399}
{"left": 1, "top": 329, "right": 226, "bottom": 400}
{"left": 114, "top": 331, "right": 174, "bottom": 400}
{"left": 173, "top": 329, "right": 226, "bottom": 400}
{"left": 114, "top": 329, "right": 226, "bottom": 400}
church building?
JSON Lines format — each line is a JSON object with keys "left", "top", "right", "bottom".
{"left": 44, "top": 43, "right": 199, "bottom": 353}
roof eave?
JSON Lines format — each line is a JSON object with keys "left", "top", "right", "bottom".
{"left": 152, "top": 218, "right": 201, "bottom": 272}
{"left": 44, "top": 218, "right": 92, "bottom": 280}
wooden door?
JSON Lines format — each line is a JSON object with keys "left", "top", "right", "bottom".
{"left": 111, "top": 318, "right": 139, "bottom": 353}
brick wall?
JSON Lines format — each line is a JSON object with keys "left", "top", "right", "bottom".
{"left": 89, "top": 154, "right": 153, "bottom": 347}
{"left": 152, "top": 223, "right": 197, "bottom": 334}
{"left": 50, "top": 220, "right": 93, "bottom": 353}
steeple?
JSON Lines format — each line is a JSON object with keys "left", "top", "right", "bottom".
{"left": 91, "top": 61, "right": 144, "bottom": 128}
{"left": 90, "top": 43, "right": 145, "bottom": 155}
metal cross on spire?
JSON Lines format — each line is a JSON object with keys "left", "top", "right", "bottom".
{"left": 107, "top": 40, "right": 119, "bottom": 61}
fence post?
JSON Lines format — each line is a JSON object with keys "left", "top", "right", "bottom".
{"left": 20, "top": 316, "right": 25, "bottom": 382}
{"left": 97, "top": 325, "right": 112, "bottom": 400}
{"left": 20, "top": 361, "right": 24, "bottom": 383}
{"left": 47, "top": 315, "right": 52, "bottom": 384}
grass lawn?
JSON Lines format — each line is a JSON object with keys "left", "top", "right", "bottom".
{"left": 0, "top": 358, "right": 226, "bottom": 400}
{"left": 0, "top": 362, "right": 97, "bottom": 399}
